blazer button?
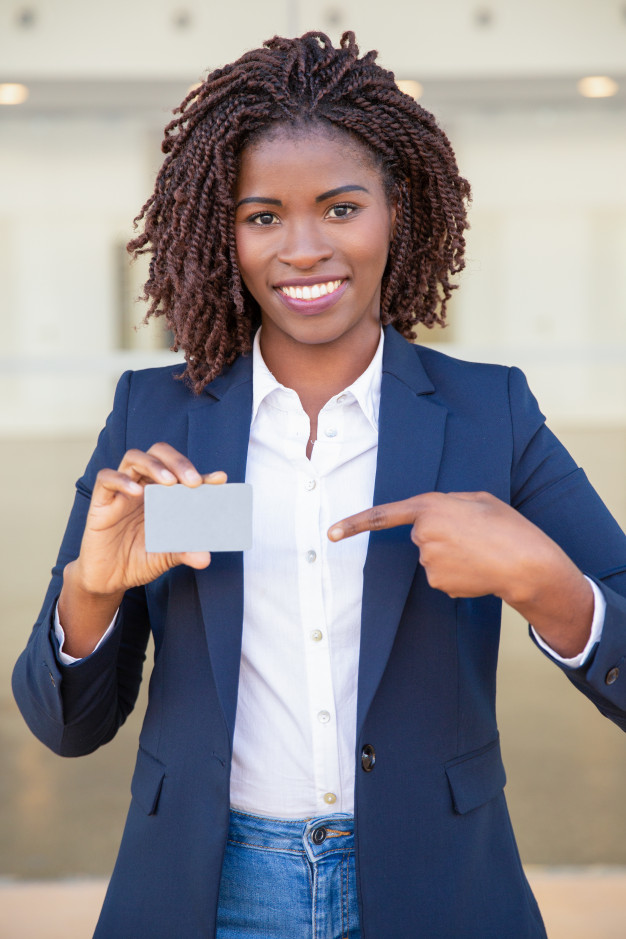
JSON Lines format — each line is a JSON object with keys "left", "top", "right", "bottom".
{"left": 605, "top": 666, "right": 620, "bottom": 685}
{"left": 361, "top": 744, "right": 376, "bottom": 772}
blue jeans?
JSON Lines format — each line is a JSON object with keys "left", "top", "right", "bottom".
{"left": 216, "top": 809, "right": 361, "bottom": 939}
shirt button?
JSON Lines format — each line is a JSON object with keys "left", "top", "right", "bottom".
{"left": 337, "top": 394, "right": 348, "bottom": 404}
{"left": 310, "top": 630, "right": 323, "bottom": 642}
{"left": 317, "top": 710, "right": 331, "bottom": 724}
{"left": 324, "top": 427, "right": 338, "bottom": 438}
{"left": 323, "top": 792, "right": 337, "bottom": 805}
{"left": 304, "top": 478, "right": 316, "bottom": 491}
{"left": 606, "top": 667, "right": 620, "bottom": 685}
{"left": 305, "top": 550, "right": 317, "bottom": 563}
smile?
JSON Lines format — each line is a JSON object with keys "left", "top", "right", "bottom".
{"left": 278, "top": 280, "right": 344, "bottom": 301}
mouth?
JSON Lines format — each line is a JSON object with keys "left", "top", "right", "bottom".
{"left": 273, "top": 278, "right": 349, "bottom": 316}
{"left": 277, "top": 279, "right": 345, "bottom": 301}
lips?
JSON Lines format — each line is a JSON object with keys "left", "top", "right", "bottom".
{"left": 274, "top": 278, "right": 349, "bottom": 315}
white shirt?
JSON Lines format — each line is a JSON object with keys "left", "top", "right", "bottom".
{"left": 229, "top": 329, "right": 382, "bottom": 817}
{"left": 55, "top": 329, "right": 605, "bottom": 818}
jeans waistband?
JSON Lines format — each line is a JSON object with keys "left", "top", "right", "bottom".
{"left": 228, "top": 809, "right": 355, "bottom": 863}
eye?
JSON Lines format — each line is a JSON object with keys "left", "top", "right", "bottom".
{"left": 249, "top": 211, "right": 279, "bottom": 226}
{"left": 326, "top": 203, "right": 357, "bottom": 219}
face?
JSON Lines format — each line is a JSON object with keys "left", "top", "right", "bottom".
{"left": 234, "top": 126, "right": 396, "bottom": 357}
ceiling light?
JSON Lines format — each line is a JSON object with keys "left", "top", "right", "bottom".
{"left": 397, "top": 80, "right": 423, "bottom": 101}
{"left": 577, "top": 76, "right": 619, "bottom": 98}
{"left": 0, "top": 83, "right": 29, "bottom": 105}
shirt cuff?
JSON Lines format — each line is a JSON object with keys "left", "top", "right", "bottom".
{"left": 53, "top": 603, "right": 119, "bottom": 665}
{"left": 531, "top": 576, "right": 606, "bottom": 668}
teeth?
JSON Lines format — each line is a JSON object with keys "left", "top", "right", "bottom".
{"left": 279, "top": 280, "right": 343, "bottom": 301}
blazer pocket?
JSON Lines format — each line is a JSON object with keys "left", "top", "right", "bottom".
{"left": 444, "top": 736, "right": 506, "bottom": 815}
{"left": 131, "top": 746, "right": 166, "bottom": 816}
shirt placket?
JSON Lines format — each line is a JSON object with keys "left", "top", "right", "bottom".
{"left": 294, "top": 406, "right": 344, "bottom": 813}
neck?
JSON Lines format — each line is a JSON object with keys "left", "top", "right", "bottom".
{"left": 259, "top": 325, "right": 380, "bottom": 418}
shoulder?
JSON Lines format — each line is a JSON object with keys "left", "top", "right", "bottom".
{"left": 414, "top": 342, "right": 510, "bottom": 387}
{"left": 398, "top": 338, "right": 520, "bottom": 416}
{"left": 102, "top": 364, "right": 196, "bottom": 454}
{"left": 388, "top": 336, "right": 544, "bottom": 445}
{"left": 119, "top": 363, "right": 190, "bottom": 403}
{"left": 415, "top": 344, "right": 541, "bottom": 431}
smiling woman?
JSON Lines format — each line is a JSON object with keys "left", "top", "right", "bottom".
{"left": 12, "top": 30, "right": 626, "bottom": 939}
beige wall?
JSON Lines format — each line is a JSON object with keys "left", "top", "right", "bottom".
{"left": 2, "top": 0, "right": 624, "bottom": 79}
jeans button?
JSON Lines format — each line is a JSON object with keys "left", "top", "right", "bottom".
{"left": 311, "top": 827, "right": 327, "bottom": 845}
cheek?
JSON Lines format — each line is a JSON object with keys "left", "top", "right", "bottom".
{"left": 358, "top": 222, "right": 393, "bottom": 272}
{"left": 234, "top": 230, "right": 259, "bottom": 286}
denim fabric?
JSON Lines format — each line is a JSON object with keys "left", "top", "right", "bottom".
{"left": 216, "top": 809, "right": 361, "bottom": 939}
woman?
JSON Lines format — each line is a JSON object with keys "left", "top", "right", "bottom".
{"left": 13, "top": 31, "right": 626, "bottom": 939}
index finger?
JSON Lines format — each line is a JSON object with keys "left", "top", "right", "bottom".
{"left": 328, "top": 496, "right": 423, "bottom": 541}
{"left": 145, "top": 442, "right": 204, "bottom": 486}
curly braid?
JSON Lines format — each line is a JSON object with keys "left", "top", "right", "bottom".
{"left": 128, "top": 30, "right": 471, "bottom": 393}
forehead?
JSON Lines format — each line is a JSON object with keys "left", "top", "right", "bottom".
{"left": 235, "top": 124, "right": 384, "bottom": 194}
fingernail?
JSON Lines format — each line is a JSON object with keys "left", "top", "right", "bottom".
{"left": 160, "top": 469, "right": 176, "bottom": 482}
{"left": 328, "top": 526, "right": 343, "bottom": 541}
{"left": 184, "top": 469, "right": 199, "bottom": 483}
{"left": 129, "top": 482, "right": 142, "bottom": 494}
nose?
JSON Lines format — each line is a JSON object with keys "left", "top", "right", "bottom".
{"left": 277, "top": 219, "right": 333, "bottom": 270}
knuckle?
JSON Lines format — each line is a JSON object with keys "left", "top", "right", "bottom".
{"left": 368, "top": 507, "right": 388, "bottom": 530}
{"left": 425, "top": 569, "right": 444, "bottom": 591}
{"left": 119, "top": 448, "right": 145, "bottom": 471}
{"left": 96, "top": 467, "right": 115, "bottom": 483}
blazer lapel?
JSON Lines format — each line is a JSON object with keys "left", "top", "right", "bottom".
{"left": 187, "top": 355, "right": 253, "bottom": 742}
{"left": 357, "top": 328, "right": 448, "bottom": 734}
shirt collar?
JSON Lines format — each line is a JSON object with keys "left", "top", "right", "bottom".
{"left": 251, "top": 327, "right": 384, "bottom": 432}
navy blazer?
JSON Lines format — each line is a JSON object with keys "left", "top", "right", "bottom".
{"left": 13, "top": 326, "right": 626, "bottom": 938}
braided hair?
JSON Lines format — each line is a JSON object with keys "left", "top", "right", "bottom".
{"left": 128, "top": 31, "right": 471, "bottom": 393}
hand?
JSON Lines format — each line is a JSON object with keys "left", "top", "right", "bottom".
{"left": 58, "top": 443, "right": 226, "bottom": 657}
{"left": 71, "top": 442, "right": 227, "bottom": 596}
{"left": 328, "top": 491, "right": 594, "bottom": 658}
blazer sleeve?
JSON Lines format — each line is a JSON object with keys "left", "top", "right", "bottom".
{"left": 507, "top": 365, "right": 626, "bottom": 731}
{"left": 11, "top": 370, "right": 152, "bottom": 757}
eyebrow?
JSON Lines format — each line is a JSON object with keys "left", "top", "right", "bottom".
{"left": 235, "top": 185, "right": 369, "bottom": 210}
{"left": 316, "top": 185, "right": 369, "bottom": 202}
{"left": 235, "top": 196, "right": 282, "bottom": 208}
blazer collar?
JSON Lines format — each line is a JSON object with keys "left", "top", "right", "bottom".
{"left": 381, "top": 322, "right": 435, "bottom": 395}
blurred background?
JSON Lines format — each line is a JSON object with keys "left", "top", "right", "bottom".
{"left": 1, "top": 0, "right": 625, "bottom": 935}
